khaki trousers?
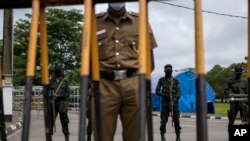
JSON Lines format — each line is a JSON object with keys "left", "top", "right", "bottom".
{"left": 93, "top": 76, "right": 139, "bottom": 141}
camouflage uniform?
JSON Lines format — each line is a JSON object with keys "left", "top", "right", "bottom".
{"left": 49, "top": 76, "right": 70, "bottom": 140}
{"left": 224, "top": 77, "right": 248, "bottom": 125}
{"left": 156, "top": 76, "right": 181, "bottom": 140}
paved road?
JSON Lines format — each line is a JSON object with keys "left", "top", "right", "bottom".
{"left": 7, "top": 110, "right": 237, "bottom": 141}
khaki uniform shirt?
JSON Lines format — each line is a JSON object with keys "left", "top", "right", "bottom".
{"left": 96, "top": 11, "right": 158, "bottom": 70}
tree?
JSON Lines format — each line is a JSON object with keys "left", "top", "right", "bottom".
{"left": 13, "top": 8, "right": 82, "bottom": 85}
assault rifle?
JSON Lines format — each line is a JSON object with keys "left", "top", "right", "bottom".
{"left": 168, "top": 84, "right": 174, "bottom": 127}
{"left": 50, "top": 89, "right": 56, "bottom": 133}
{"left": 228, "top": 94, "right": 248, "bottom": 102}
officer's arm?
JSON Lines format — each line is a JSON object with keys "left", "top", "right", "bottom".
{"left": 149, "top": 24, "right": 157, "bottom": 71}
{"left": 65, "top": 81, "right": 70, "bottom": 99}
{"left": 224, "top": 81, "right": 232, "bottom": 98}
{"left": 172, "top": 80, "right": 181, "bottom": 103}
{"left": 175, "top": 80, "right": 181, "bottom": 99}
{"left": 244, "top": 81, "right": 248, "bottom": 94}
{"left": 49, "top": 81, "right": 56, "bottom": 97}
{"left": 155, "top": 78, "right": 165, "bottom": 97}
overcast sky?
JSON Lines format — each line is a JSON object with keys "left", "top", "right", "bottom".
{"left": 0, "top": 0, "right": 248, "bottom": 75}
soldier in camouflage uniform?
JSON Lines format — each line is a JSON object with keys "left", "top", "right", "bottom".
{"left": 156, "top": 64, "right": 181, "bottom": 141}
{"left": 224, "top": 67, "right": 248, "bottom": 126}
{"left": 49, "top": 68, "right": 70, "bottom": 141}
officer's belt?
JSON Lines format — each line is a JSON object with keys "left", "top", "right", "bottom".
{"left": 100, "top": 69, "right": 138, "bottom": 80}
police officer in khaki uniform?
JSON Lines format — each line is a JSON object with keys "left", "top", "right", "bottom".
{"left": 94, "top": 2, "right": 157, "bottom": 141}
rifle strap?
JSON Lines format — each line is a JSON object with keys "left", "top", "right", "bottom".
{"left": 54, "top": 79, "right": 64, "bottom": 96}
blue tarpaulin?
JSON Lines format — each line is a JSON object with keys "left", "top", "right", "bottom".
{"left": 151, "top": 70, "right": 216, "bottom": 113}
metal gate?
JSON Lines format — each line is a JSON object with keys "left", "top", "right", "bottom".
{"left": 0, "top": 0, "right": 249, "bottom": 141}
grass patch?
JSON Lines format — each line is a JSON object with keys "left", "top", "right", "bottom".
{"left": 214, "top": 102, "right": 229, "bottom": 116}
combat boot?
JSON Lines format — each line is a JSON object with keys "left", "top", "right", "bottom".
{"left": 161, "top": 133, "right": 166, "bottom": 141}
{"left": 64, "top": 134, "right": 69, "bottom": 141}
{"left": 176, "top": 133, "right": 181, "bottom": 141}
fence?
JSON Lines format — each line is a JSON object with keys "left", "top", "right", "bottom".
{"left": 12, "top": 86, "right": 81, "bottom": 115}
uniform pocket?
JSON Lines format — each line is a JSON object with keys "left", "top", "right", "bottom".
{"left": 122, "top": 39, "right": 138, "bottom": 59}
{"left": 97, "top": 32, "right": 113, "bottom": 60}
{"left": 97, "top": 30, "right": 108, "bottom": 40}
{"left": 58, "top": 101, "right": 68, "bottom": 113}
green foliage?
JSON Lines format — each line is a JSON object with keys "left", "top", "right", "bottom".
{"left": 206, "top": 63, "right": 247, "bottom": 101}
{"left": 214, "top": 102, "right": 229, "bottom": 116}
{"left": 65, "top": 69, "right": 80, "bottom": 85}
{"left": 13, "top": 8, "right": 83, "bottom": 85}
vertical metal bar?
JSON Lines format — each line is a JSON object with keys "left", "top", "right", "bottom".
{"left": 247, "top": 0, "right": 250, "bottom": 125}
{"left": 40, "top": 7, "right": 49, "bottom": 86}
{"left": 1, "top": 8, "right": 13, "bottom": 141}
{"left": 42, "top": 85, "right": 52, "bottom": 140}
{"left": 194, "top": 0, "right": 208, "bottom": 141}
{"left": 2, "top": 9, "right": 13, "bottom": 76}
{"left": 79, "top": 0, "right": 92, "bottom": 141}
{"left": 2, "top": 9, "right": 13, "bottom": 124}
{"left": 22, "top": 0, "right": 40, "bottom": 141}
{"left": 90, "top": 4, "right": 99, "bottom": 82}
{"left": 138, "top": 75, "right": 146, "bottom": 141}
{"left": 0, "top": 57, "right": 7, "bottom": 141}
{"left": 139, "top": 0, "right": 147, "bottom": 75}
{"left": 40, "top": 6, "right": 52, "bottom": 141}
{"left": 146, "top": 80, "right": 153, "bottom": 141}
{"left": 91, "top": 7, "right": 103, "bottom": 141}
{"left": 146, "top": 27, "right": 153, "bottom": 141}
{"left": 139, "top": 0, "right": 148, "bottom": 140}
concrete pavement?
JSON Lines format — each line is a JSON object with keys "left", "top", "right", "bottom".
{"left": 6, "top": 110, "right": 234, "bottom": 141}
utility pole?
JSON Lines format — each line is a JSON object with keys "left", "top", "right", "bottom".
{"left": 2, "top": 9, "right": 13, "bottom": 122}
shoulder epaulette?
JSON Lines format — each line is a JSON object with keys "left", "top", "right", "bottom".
{"left": 128, "top": 11, "right": 139, "bottom": 17}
